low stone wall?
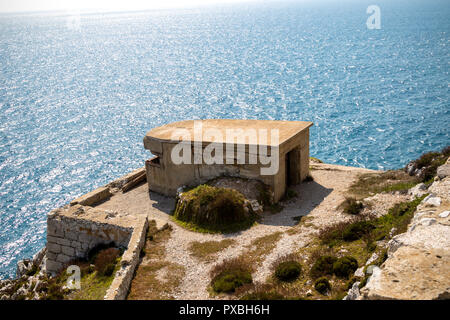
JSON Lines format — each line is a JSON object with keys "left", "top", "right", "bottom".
{"left": 104, "top": 216, "right": 148, "bottom": 300}
{"left": 45, "top": 205, "right": 135, "bottom": 275}
{"left": 38, "top": 167, "right": 150, "bottom": 299}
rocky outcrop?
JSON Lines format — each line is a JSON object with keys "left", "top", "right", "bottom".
{"left": 343, "top": 282, "right": 361, "bottom": 300}
{"left": 437, "top": 158, "right": 450, "bottom": 179}
{"left": 15, "top": 247, "right": 47, "bottom": 278}
{"left": 404, "top": 148, "right": 449, "bottom": 181}
{"left": 360, "top": 178, "right": 450, "bottom": 300}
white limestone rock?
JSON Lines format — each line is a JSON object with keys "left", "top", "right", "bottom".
{"left": 439, "top": 211, "right": 450, "bottom": 218}
{"left": 422, "top": 195, "right": 441, "bottom": 207}
{"left": 408, "top": 183, "right": 427, "bottom": 197}
{"left": 343, "top": 282, "right": 361, "bottom": 300}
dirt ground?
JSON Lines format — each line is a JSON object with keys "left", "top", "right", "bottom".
{"left": 96, "top": 162, "right": 409, "bottom": 299}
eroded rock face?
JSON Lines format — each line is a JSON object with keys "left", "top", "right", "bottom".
{"left": 361, "top": 246, "right": 449, "bottom": 300}
{"left": 360, "top": 178, "right": 450, "bottom": 300}
{"left": 437, "top": 163, "right": 450, "bottom": 180}
{"left": 408, "top": 183, "right": 427, "bottom": 198}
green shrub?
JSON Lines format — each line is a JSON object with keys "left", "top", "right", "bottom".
{"left": 321, "top": 196, "right": 425, "bottom": 248}
{"left": 310, "top": 256, "right": 337, "bottom": 279}
{"left": 319, "top": 217, "right": 375, "bottom": 246}
{"left": 314, "top": 277, "right": 331, "bottom": 295}
{"left": 340, "top": 197, "right": 364, "bottom": 215}
{"left": 212, "top": 270, "right": 252, "bottom": 293}
{"left": 415, "top": 152, "right": 440, "bottom": 169}
{"left": 332, "top": 256, "right": 358, "bottom": 278}
{"left": 210, "top": 257, "right": 253, "bottom": 294}
{"left": 414, "top": 149, "right": 449, "bottom": 182}
{"left": 442, "top": 146, "right": 450, "bottom": 157}
{"left": 26, "top": 264, "right": 38, "bottom": 276}
{"left": 342, "top": 221, "right": 375, "bottom": 241}
{"left": 274, "top": 261, "right": 302, "bottom": 282}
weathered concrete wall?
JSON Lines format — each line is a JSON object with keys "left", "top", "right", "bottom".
{"left": 146, "top": 142, "right": 277, "bottom": 197}
{"left": 146, "top": 129, "right": 310, "bottom": 203}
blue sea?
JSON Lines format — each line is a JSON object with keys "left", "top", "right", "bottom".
{"left": 0, "top": 0, "right": 449, "bottom": 279}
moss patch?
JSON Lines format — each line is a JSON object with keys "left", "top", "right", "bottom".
{"left": 314, "top": 277, "right": 331, "bottom": 295}
{"left": 173, "top": 185, "right": 257, "bottom": 233}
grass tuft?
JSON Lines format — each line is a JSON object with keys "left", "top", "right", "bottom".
{"left": 339, "top": 197, "right": 364, "bottom": 215}
{"left": 188, "top": 239, "right": 235, "bottom": 261}
{"left": 210, "top": 257, "right": 253, "bottom": 294}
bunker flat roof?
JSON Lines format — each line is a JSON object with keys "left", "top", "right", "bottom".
{"left": 144, "top": 119, "right": 313, "bottom": 147}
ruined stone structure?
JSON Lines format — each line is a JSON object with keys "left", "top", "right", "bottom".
{"left": 144, "top": 119, "right": 313, "bottom": 202}
{"left": 43, "top": 168, "right": 149, "bottom": 299}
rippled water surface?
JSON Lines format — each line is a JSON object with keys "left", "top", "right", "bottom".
{"left": 0, "top": 0, "right": 449, "bottom": 278}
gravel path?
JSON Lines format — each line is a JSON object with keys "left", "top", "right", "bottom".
{"left": 147, "top": 163, "right": 382, "bottom": 299}
{"left": 99, "top": 162, "right": 405, "bottom": 299}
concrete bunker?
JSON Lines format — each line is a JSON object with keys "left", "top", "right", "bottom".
{"left": 143, "top": 119, "right": 313, "bottom": 203}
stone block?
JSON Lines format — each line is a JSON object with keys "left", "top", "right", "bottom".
{"left": 46, "top": 251, "right": 57, "bottom": 260}
{"left": 56, "top": 237, "right": 71, "bottom": 247}
{"left": 47, "top": 242, "right": 61, "bottom": 254}
{"left": 46, "top": 260, "right": 62, "bottom": 273}
{"left": 71, "top": 241, "right": 82, "bottom": 249}
{"left": 47, "top": 220, "right": 64, "bottom": 237}
{"left": 70, "top": 187, "right": 111, "bottom": 207}
{"left": 61, "top": 245, "right": 75, "bottom": 256}
{"left": 65, "top": 231, "right": 79, "bottom": 241}
{"left": 56, "top": 254, "right": 71, "bottom": 264}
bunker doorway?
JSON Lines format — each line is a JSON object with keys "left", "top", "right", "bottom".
{"left": 286, "top": 147, "right": 301, "bottom": 187}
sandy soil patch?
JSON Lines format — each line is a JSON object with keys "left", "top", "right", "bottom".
{"left": 97, "top": 163, "right": 409, "bottom": 299}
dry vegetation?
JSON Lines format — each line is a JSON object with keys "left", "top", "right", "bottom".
{"left": 127, "top": 220, "right": 185, "bottom": 300}
{"left": 348, "top": 170, "right": 419, "bottom": 199}
{"left": 207, "top": 232, "right": 284, "bottom": 297}
{"left": 243, "top": 232, "right": 284, "bottom": 266}
{"left": 235, "top": 195, "right": 425, "bottom": 300}
{"left": 188, "top": 239, "right": 236, "bottom": 262}
{"left": 35, "top": 245, "right": 123, "bottom": 300}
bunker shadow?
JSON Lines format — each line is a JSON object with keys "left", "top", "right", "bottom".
{"left": 259, "top": 180, "right": 333, "bottom": 227}
{"left": 148, "top": 191, "right": 177, "bottom": 215}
